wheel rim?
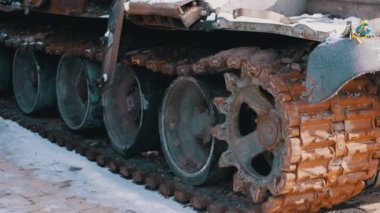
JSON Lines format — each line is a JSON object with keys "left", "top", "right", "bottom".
{"left": 103, "top": 64, "right": 144, "bottom": 154}
{"left": 56, "top": 55, "right": 102, "bottom": 130}
{"left": 160, "top": 77, "right": 216, "bottom": 185}
{"left": 13, "top": 49, "right": 56, "bottom": 114}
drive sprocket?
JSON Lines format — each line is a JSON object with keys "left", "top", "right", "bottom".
{"left": 212, "top": 69, "right": 380, "bottom": 212}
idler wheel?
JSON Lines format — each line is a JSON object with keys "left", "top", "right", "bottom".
{"left": 159, "top": 76, "right": 226, "bottom": 185}
{"left": 0, "top": 47, "right": 11, "bottom": 92}
{"left": 13, "top": 49, "right": 57, "bottom": 114}
{"left": 56, "top": 55, "right": 103, "bottom": 130}
{"left": 103, "top": 64, "right": 167, "bottom": 155}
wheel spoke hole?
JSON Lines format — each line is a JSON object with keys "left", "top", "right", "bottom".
{"left": 251, "top": 151, "right": 273, "bottom": 177}
{"left": 259, "top": 86, "right": 275, "bottom": 106}
{"left": 239, "top": 102, "right": 258, "bottom": 136}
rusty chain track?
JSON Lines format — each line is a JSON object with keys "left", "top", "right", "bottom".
{"left": 2, "top": 18, "right": 380, "bottom": 212}
{"left": 259, "top": 73, "right": 380, "bottom": 212}
{"left": 0, "top": 21, "right": 104, "bottom": 61}
{"left": 209, "top": 57, "right": 380, "bottom": 212}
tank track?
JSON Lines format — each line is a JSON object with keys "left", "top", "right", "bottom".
{"left": 0, "top": 21, "right": 104, "bottom": 61}
{"left": 1, "top": 20, "right": 380, "bottom": 213}
{"left": 262, "top": 73, "right": 380, "bottom": 212}
{"left": 216, "top": 71, "right": 380, "bottom": 212}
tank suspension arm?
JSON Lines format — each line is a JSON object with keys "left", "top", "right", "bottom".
{"left": 99, "top": 0, "right": 126, "bottom": 89}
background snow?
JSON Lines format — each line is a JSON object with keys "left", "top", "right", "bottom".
{"left": 0, "top": 117, "right": 194, "bottom": 213}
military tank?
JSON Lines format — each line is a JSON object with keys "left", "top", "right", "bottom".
{"left": 1, "top": 0, "right": 380, "bottom": 212}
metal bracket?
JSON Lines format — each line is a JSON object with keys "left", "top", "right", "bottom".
{"left": 99, "top": 0, "right": 125, "bottom": 90}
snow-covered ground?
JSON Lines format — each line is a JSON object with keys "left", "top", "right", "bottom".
{"left": 0, "top": 117, "right": 195, "bottom": 213}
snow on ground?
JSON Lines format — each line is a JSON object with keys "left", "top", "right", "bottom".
{"left": 0, "top": 117, "right": 195, "bottom": 213}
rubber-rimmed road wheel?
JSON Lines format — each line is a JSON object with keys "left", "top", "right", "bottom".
{"left": 159, "top": 76, "right": 227, "bottom": 185}
{"left": 56, "top": 55, "right": 103, "bottom": 130}
{"left": 103, "top": 64, "right": 168, "bottom": 155}
{"left": 13, "top": 49, "right": 57, "bottom": 114}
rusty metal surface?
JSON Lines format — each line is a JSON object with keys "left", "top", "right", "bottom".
{"left": 149, "top": 45, "right": 380, "bottom": 212}
{"left": 127, "top": 0, "right": 203, "bottom": 29}
{"left": 0, "top": 0, "right": 109, "bottom": 18}
{"left": 101, "top": 0, "right": 125, "bottom": 88}
{"left": 128, "top": 42, "right": 380, "bottom": 212}
{"left": 46, "top": 0, "right": 87, "bottom": 16}
{"left": 214, "top": 69, "right": 380, "bottom": 212}
{"left": 0, "top": 22, "right": 104, "bottom": 61}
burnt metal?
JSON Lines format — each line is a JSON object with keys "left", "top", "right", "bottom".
{"left": 128, "top": 0, "right": 203, "bottom": 29}
{"left": 214, "top": 73, "right": 283, "bottom": 203}
{"left": 56, "top": 55, "right": 103, "bottom": 130}
{"left": 13, "top": 49, "right": 57, "bottom": 114}
{"left": 43, "top": 0, "right": 87, "bottom": 15}
{"left": 0, "top": 47, "right": 11, "bottom": 91}
{"left": 103, "top": 64, "right": 168, "bottom": 156}
{"left": 101, "top": 0, "right": 125, "bottom": 89}
{"left": 306, "top": 38, "right": 380, "bottom": 103}
{"left": 159, "top": 76, "right": 226, "bottom": 186}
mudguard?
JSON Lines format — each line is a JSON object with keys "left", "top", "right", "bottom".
{"left": 306, "top": 38, "right": 380, "bottom": 103}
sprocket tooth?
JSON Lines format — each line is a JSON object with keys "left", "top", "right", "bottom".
{"left": 219, "top": 150, "right": 236, "bottom": 168}
{"left": 249, "top": 185, "right": 268, "bottom": 203}
{"left": 211, "top": 123, "right": 229, "bottom": 141}
{"left": 233, "top": 171, "right": 248, "bottom": 192}
{"left": 223, "top": 72, "right": 240, "bottom": 92}
{"left": 213, "top": 97, "right": 230, "bottom": 114}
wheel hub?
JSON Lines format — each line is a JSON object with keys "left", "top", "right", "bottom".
{"left": 257, "top": 111, "right": 281, "bottom": 150}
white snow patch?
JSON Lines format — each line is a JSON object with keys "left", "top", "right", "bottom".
{"left": 0, "top": 117, "right": 194, "bottom": 213}
{"left": 321, "top": 31, "right": 345, "bottom": 46}
{"left": 291, "top": 14, "right": 361, "bottom": 34}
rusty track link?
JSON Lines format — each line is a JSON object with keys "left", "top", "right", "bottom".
{"left": 212, "top": 63, "right": 380, "bottom": 212}
{"left": 261, "top": 74, "right": 380, "bottom": 212}
{"left": 0, "top": 22, "right": 104, "bottom": 61}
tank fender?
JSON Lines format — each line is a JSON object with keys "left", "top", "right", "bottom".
{"left": 306, "top": 38, "right": 380, "bottom": 103}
